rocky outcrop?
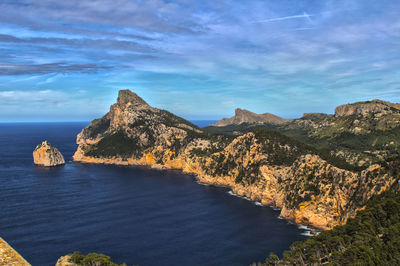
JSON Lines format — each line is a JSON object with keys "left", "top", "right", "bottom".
{"left": 33, "top": 141, "right": 65, "bottom": 166}
{"left": 335, "top": 99, "right": 400, "bottom": 117}
{"left": 210, "top": 108, "right": 290, "bottom": 127}
{"left": 55, "top": 255, "right": 73, "bottom": 266}
{"left": 0, "top": 237, "right": 30, "bottom": 265}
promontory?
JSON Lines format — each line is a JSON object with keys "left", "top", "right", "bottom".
{"left": 73, "top": 89, "right": 400, "bottom": 230}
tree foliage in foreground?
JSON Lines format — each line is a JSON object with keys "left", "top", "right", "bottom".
{"left": 68, "top": 251, "right": 129, "bottom": 266}
{"left": 258, "top": 189, "right": 400, "bottom": 265}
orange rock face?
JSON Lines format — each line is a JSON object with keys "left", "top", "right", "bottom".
{"left": 33, "top": 141, "right": 65, "bottom": 166}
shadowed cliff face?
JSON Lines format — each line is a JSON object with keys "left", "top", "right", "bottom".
{"left": 73, "top": 90, "right": 399, "bottom": 230}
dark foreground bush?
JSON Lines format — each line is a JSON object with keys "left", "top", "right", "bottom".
{"left": 68, "top": 251, "right": 129, "bottom": 266}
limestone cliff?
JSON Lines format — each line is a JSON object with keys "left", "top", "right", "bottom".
{"left": 33, "top": 141, "right": 65, "bottom": 166}
{"left": 210, "top": 108, "right": 290, "bottom": 127}
{"left": 73, "top": 90, "right": 399, "bottom": 230}
{"left": 335, "top": 99, "right": 400, "bottom": 117}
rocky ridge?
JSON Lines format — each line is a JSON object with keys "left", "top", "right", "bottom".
{"left": 208, "top": 99, "right": 400, "bottom": 167}
{"left": 33, "top": 141, "right": 65, "bottom": 166}
{"left": 210, "top": 108, "right": 290, "bottom": 127}
{"left": 73, "top": 90, "right": 399, "bottom": 230}
{"left": 335, "top": 99, "right": 400, "bottom": 117}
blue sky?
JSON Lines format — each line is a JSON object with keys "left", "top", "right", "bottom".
{"left": 1, "top": 0, "right": 400, "bottom": 121}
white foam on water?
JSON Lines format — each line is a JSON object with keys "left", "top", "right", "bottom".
{"left": 195, "top": 179, "right": 209, "bottom": 186}
{"left": 227, "top": 191, "right": 264, "bottom": 207}
{"left": 297, "top": 224, "right": 309, "bottom": 230}
{"left": 301, "top": 230, "right": 313, "bottom": 237}
{"left": 227, "top": 191, "right": 240, "bottom": 197}
{"left": 225, "top": 190, "right": 319, "bottom": 237}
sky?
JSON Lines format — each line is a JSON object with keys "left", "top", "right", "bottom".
{"left": 1, "top": 0, "right": 400, "bottom": 122}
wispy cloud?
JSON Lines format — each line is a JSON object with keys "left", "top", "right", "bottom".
{"left": 1, "top": 0, "right": 400, "bottom": 120}
{"left": 0, "top": 62, "right": 111, "bottom": 76}
{"left": 250, "top": 12, "right": 313, "bottom": 24}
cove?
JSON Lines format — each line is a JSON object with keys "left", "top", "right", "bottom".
{"left": 0, "top": 123, "right": 307, "bottom": 265}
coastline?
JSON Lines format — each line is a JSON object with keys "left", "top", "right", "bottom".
{"left": 73, "top": 152, "right": 328, "bottom": 232}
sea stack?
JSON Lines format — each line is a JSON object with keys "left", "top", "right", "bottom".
{"left": 33, "top": 141, "right": 65, "bottom": 166}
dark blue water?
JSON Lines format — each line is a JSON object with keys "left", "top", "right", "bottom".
{"left": 0, "top": 123, "right": 307, "bottom": 266}
{"left": 190, "top": 120, "right": 218, "bottom": 128}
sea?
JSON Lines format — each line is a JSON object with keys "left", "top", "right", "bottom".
{"left": 0, "top": 122, "right": 308, "bottom": 266}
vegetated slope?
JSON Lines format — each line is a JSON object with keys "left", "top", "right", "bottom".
{"left": 259, "top": 174, "right": 400, "bottom": 265}
{"left": 206, "top": 99, "right": 400, "bottom": 167}
{"left": 73, "top": 90, "right": 399, "bottom": 230}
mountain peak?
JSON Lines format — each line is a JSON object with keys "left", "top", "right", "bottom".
{"left": 234, "top": 108, "right": 253, "bottom": 116}
{"left": 211, "top": 108, "right": 290, "bottom": 127}
{"left": 117, "top": 89, "right": 150, "bottom": 109}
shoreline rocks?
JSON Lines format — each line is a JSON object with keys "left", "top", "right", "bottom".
{"left": 33, "top": 141, "right": 65, "bottom": 167}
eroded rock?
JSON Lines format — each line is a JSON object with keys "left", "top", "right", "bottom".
{"left": 33, "top": 141, "right": 65, "bottom": 166}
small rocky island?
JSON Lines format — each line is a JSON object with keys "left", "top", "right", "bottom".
{"left": 33, "top": 141, "right": 65, "bottom": 166}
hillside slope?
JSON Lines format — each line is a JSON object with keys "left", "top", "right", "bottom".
{"left": 206, "top": 99, "right": 400, "bottom": 167}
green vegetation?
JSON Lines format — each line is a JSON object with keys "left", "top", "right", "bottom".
{"left": 159, "top": 109, "right": 200, "bottom": 130}
{"left": 205, "top": 112, "right": 400, "bottom": 167}
{"left": 259, "top": 188, "right": 400, "bottom": 265}
{"left": 254, "top": 129, "right": 362, "bottom": 172}
{"left": 68, "top": 251, "right": 128, "bottom": 266}
{"left": 85, "top": 117, "right": 110, "bottom": 138}
{"left": 84, "top": 131, "right": 140, "bottom": 158}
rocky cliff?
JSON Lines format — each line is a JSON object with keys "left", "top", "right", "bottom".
{"left": 73, "top": 90, "right": 399, "bottom": 230}
{"left": 335, "top": 99, "right": 400, "bottom": 117}
{"left": 210, "top": 108, "right": 290, "bottom": 127}
{"left": 33, "top": 141, "right": 65, "bottom": 166}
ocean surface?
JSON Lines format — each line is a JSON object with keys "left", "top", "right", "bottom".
{"left": 0, "top": 122, "right": 307, "bottom": 266}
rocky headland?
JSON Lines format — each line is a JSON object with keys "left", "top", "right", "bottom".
{"left": 33, "top": 141, "right": 65, "bottom": 166}
{"left": 210, "top": 108, "right": 290, "bottom": 127}
{"left": 73, "top": 90, "right": 400, "bottom": 230}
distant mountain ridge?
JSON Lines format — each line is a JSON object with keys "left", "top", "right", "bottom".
{"left": 210, "top": 108, "right": 291, "bottom": 127}
{"left": 212, "top": 99, "right": 400, "bottom": 128}
{"left": 208, "top": 99, "right": 400, "bottom": 167}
